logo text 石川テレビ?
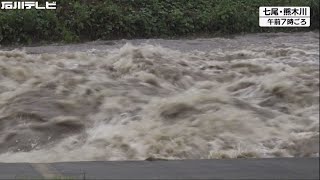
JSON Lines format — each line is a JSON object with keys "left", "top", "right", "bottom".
{"left": 0, "top": 1, "right": 56, "bottom": 10}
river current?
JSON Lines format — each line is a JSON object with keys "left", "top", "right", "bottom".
{"left": 0, "top": 32, "right": 318, "bottom": 162}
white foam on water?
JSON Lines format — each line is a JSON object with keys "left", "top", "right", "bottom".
{"left": 0, "top": 32, "right": 318, "bottom": 162}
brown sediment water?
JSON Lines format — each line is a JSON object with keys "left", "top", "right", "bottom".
{"left": 0, "top": 32, "right": 318, "bottom": 162}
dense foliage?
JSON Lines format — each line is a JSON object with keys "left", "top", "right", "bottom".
{"left": 0, "top": 0, "right": 319, "bottom": 44}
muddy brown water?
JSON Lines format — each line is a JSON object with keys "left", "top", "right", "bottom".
{"left": 0, "top": 32, "right": 319, "bottom": 162}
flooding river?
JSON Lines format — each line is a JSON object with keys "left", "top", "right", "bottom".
{"left": 0, "top": 32, "right": 319, "bottom": 162}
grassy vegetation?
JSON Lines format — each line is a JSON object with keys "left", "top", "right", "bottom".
{"left": 0, "top": 0, "right": 319, "bottom": 44}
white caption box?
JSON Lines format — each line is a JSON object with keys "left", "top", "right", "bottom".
{"left": 259, "top": 7, "right": 310, "bottom": 27}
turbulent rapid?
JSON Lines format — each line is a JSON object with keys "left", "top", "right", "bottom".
{"left": 0, "top": 32, "right": 319, "bottom": 162}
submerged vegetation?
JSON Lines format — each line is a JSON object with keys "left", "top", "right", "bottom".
{"left": 0, "top": 0, "right": 319, "bottom": 44}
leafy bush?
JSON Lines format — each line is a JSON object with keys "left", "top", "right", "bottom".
{"left": 0, "top": 0, "right": 318, "bottom": 44}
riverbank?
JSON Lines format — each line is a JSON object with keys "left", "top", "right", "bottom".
{"left": 0, "top": 158, "right": 318, "bottom": 179}
{"left": 0, "top": 0, "right": 319, "bottom": 45}
{"left": 0, "top": 31, "right": 319, "bottom": 53}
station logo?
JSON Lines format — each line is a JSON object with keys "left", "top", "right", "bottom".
{"left": 0, "top": 1, "right": 56, "bottom": 10}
